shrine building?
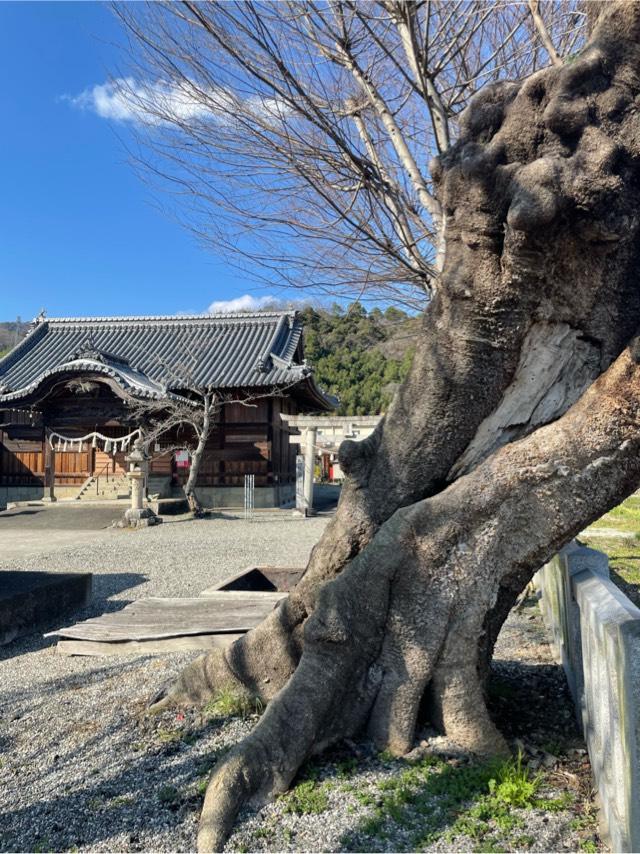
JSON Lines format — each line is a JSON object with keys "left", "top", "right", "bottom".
{"left": 0, "top": 310, "right": 334, "bottom": 508}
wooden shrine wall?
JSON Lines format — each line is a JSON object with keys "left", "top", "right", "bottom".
{"left": 2, "top": 386, "right": 302, "bottom": 489}
{"left": 0, "top": 433, "right": 44, "bottom": 485}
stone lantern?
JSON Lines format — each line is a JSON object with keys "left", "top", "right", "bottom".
{"left": 121, "top": 438, "right": 161, "bottom": 528}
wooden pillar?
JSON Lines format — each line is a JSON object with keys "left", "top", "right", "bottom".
{"left": 44, "top": 429, "right": 56, "bottom": 502}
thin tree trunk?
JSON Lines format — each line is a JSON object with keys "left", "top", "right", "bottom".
{"left": 149, "top": 4, "right": 640, "bottom": 849}
{"left": 184, "top": 394, "right": 213, "bottom": 517}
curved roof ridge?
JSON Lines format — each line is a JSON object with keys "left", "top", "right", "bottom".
{"left": 42, "top": 310, "right": 298, "bottom": 324}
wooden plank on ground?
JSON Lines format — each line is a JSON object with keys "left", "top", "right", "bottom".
{"left": 56, "top": 632, "right": 245, "bottom": 656}
{"left": 46, "top": 593, "right": 285, "bottom": 643}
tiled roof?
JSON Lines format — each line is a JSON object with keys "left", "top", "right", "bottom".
{"left": 0, "top": 311, "right": 335, "bottom": 410}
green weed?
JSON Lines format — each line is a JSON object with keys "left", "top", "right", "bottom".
{"left": 204, "top": 687, "right": 264, "bottom": 720}
{"left": 156, "top": 728, "right": 183, "bottom": 744}
{"left": 109, "top": 795, "right": 134, "bottom": 808}
{"left": 488, "top": 751, "right": 541, "bottom": 809}
{"left": 354, "top": 790, "right": 377, "bottom": 807}
{"left": 283, "top": 779, "right": 330, "bottom": 815}
{"left": 344, "top": 751, "right": 544, "bottom": 852}
{"left": 533, "top": 791, "right": 573, "bottom": 811}
{"left": 570, "top": 814, "right": 597, "bottom": 831}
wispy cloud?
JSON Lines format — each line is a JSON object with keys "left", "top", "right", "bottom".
{"left": 64, "top": 77, "right": 287, "bottom": 126}
{"left": 63, "top": 77, "right": 213, "bottom": 125}
{"left": 207, "top": 294, "right": 278, "bottom": 314}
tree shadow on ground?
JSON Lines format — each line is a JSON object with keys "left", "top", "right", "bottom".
{"left": 488, "top": 659, "right": 580, "bottom": 746}
{"left": 337, "top": 754, "right": 568, "bottom": 853}
{"left": 89, "top": 571, "right": 148, "bottom": 610}
{"left": 0, "top": 661, "right": 243, "bottom": 854}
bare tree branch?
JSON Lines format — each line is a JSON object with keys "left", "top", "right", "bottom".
{"left": 111, "top": 1, "right": 585, "bottom": 307}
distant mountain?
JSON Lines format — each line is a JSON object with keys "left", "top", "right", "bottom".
{"left": 300, "top": 303, "right": 419, "bottom": 415}
{"left": 0, "top": 320, "right": 29, "bottom": 357}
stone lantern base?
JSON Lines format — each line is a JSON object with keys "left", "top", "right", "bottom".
{"left": 117, "top": 507, "right": 163, "bottom": 529}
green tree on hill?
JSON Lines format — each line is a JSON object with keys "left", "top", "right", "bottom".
{"left": 300, "top": 304, "right": 416, "bottom": 415}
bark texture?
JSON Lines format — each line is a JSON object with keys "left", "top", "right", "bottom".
{"left": 151, "top": 3, "right": 640, "bottom": 848}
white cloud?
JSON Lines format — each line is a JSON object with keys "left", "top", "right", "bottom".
{"left": 207, "top": 294, "right": 277, "bottom": 314}
{"left": 65, "top": 77, "right": 219, "bottom": 125}
{"left": 64, "top": 77, "right": 286, "bottom": 126}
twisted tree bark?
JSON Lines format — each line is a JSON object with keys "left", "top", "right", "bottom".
{"left": 150, "top": 3, "right": 640, "bottom": 848}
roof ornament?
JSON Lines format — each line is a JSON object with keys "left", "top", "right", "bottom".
{"left": 255, "top": 355, "right": 271, "bottom": 373}
{"left": 68, "top": 336, "right": 130, "bottom": 368}
{"left": 28, "top": 309, "right": 46, "bottom": 333}
{"left": 0, "top": 382, "right": 12, "bottom": 394}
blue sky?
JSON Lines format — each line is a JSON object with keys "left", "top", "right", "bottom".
{"left": 0, "top": 2, "right": 283, "bottom": 322}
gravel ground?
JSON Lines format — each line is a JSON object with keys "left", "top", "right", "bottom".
{"left": 0, "top": 509, "right": 603, "bottom": 853}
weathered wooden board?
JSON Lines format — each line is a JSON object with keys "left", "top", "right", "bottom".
{"left": 56, "top": 632, "right": 244, "bottom": 657}
{"left": 47, "top": 592, "right": 285, "bottom": 649}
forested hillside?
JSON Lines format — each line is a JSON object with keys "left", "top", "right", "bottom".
{"left": 0, "top": 320, "right": 28, "bottom": 357}
{"left": 300, "top": 304, "right": 418, "bottom": 415}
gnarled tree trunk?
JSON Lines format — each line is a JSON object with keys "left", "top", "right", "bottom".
{"left": 152, "top": 4, "right": 640, "bottom": 848}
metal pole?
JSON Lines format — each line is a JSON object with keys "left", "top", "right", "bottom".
{"left": 244, "top": 474, "right": 255, "bottom": 521}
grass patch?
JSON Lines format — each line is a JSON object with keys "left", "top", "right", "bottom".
{"left": 204, "top": 687, "right": 264, "bottom": 720}
{"left": 533, "top": 791, "right": 574, "bottom": 811}
{"left": 336, "top": 756, "right": 359, "bottom": 778}
{"left": 342, "top": 751, "right": 549, "bottom": 852}
{"left": 588, "top": 496, "right": 640, "bottom": 534}
{"left": 583, "top": 494, "right": 640, "bottom": 606}
{"left": 489, "top": 751, "right": 541, "bottom": 808}
{"left": 156, "top": 728, "right": 183, "bottom": 744}
{"left": 581, "top": 533, "right": 640, "bottom": 607}
{"left": 282, "top": 779, "right": 330, "bottom": 815}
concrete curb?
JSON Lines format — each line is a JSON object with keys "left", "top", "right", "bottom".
{"left": 535, "top": 544, "right": 640, "bottom": 852}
